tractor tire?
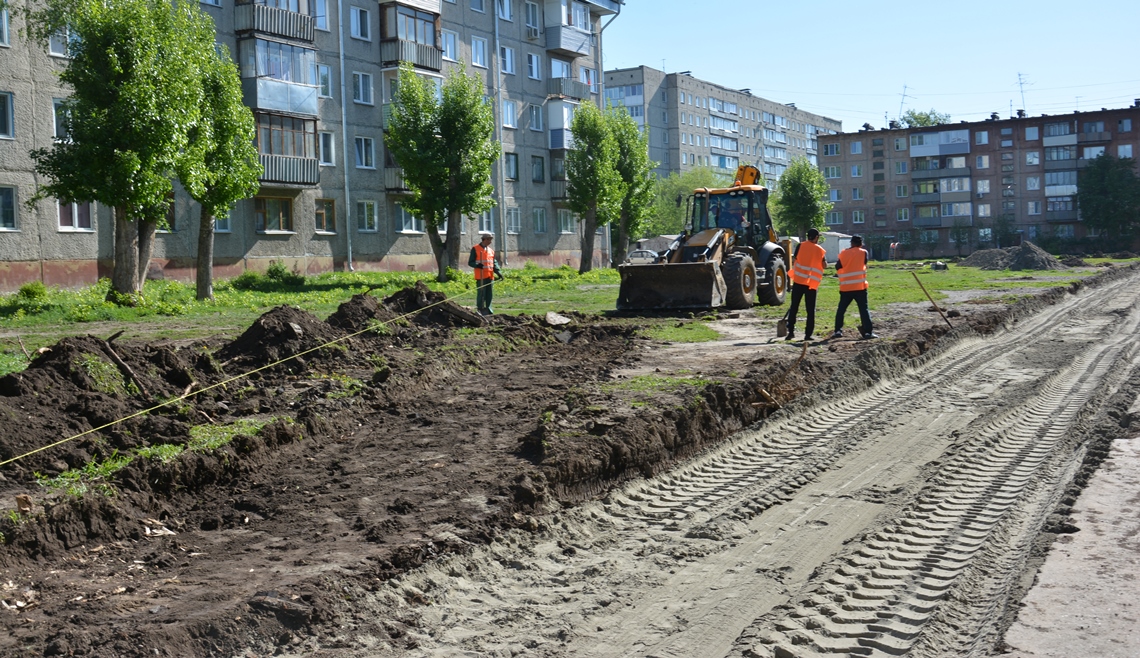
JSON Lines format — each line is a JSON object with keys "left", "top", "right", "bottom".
{"left": 757, "top": 255, "right": 788, "bottom": 306}
{"left": 723, "top": 255, "right": 757, "bottom": 309}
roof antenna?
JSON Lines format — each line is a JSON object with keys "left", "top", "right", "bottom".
{"left": 1016, "top": 73, "right": 1031, "bottom": 114}
{"left": 897, "top": 84, "right": 914, "bottom": 121}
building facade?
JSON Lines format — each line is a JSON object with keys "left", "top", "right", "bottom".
{"left": 818, "top": 105, "right": 1140, "bottom": 259}
{"left": 0, "top": 0, "right": 619, "bottom": 291}
{"left": 603, "top": 65, "right": 841, "bottom": 184}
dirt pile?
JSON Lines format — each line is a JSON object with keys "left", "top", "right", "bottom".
{"left": 215, "top": 304, "right": 346, "bottom": 371}
{"left": 960, "top": 241, "right": 1066, "bottom": 270}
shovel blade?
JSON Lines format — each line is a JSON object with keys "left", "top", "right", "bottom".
{"left": 776, "top": 318, "right": 787, "bottom": 337}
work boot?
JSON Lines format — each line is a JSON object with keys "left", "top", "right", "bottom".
{"left": 861, "top": 332, "right": 879, "bottom": 340}
{"left": 784, "top": 331, "right": 795, "bottom": 341}
{"left": 831, "top": 330, "right": 843, "bottom": 339}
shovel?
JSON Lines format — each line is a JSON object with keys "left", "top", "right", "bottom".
{"left": 776, "top": 311, "right": 789, "bottom": 338}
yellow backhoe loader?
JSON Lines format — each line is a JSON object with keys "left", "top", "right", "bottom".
{"left": 617, "top": 164, "right": 789, "bottom": 310}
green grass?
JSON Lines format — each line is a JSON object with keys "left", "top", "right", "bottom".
{"left": 135, "top": 443, "right": 186, "bottom": 464}
{"left": 35, "top": 451, "right": 133, "bottom": 497}
{"left": 640, "top": 321, "right": 721, "bottom": 343}
{"left": 602, "top": 373, "right": 715, "bottom": 394}
{"left": 187, "top": 417, "right": 277, "bottom": 452}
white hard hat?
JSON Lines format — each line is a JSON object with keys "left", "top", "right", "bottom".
{"left": 479, "top": 231, "right": 494, "bottom": 238}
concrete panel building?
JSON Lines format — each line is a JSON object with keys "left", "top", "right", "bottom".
{"left": 816, "top": 105, "right": 1140, "bottom": 259}
{"left": 603, "top": 65, "right": 841, "bottom": 184}
{"left": 0, "top": 0, "right": 620, "bottom": 290}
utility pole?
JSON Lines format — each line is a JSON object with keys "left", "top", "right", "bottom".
{"left": 897, "top": 84, "right": 913, "bottom": 122}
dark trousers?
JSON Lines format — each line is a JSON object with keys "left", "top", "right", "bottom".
{"left": 835, "top": 289, "right": 872, "bottom": 335}
{"left": 476, "top": 278, "right": 494, "bottom": 313}
{"left": 787, "top": 282, "right": 816, "bottom": 338}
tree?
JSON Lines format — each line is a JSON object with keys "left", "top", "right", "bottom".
{"left": 644, "top": 167, "right": 730, "bottom": 238}
{"left": 895, "top": 229, "right": 914, "bottom": 258}
{"left": 771, "top": 157, "right": 831, "bottom": 239}
{"left": 176, "top": 43, "right": 262, "bottom": 301}
{"left": 567, "top": 102, "right": 623, "bottom": 273}
{"left": 949, "top": 218, "right": 973, "bottom": 256}
{"left": 992, "top": 213, "right": 1019, "bottom": 248}
{"left": 1077, "top": 155, "right": 1140, "bottom": 242}
{"left": 26, "top": 0, "right": 212, "bottom": 301}
{"left": 899, "top": 109, "right": 951, "bottom": 128}
{"left": 386, "top": 63, "right": 499, "bottom": 281}
{"left": 607, "top": 107, "right": 655, "bottom": 267}
{"left": 919, "top": 229, "right": 940, "bottom": 257}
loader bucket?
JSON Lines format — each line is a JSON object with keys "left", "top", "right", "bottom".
{"left": 616, "top": 262, "right": 727, "bottom": 310}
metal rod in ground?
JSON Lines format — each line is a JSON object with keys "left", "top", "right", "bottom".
{"left": 911, "top": 271, "right": 954, "bottom": 329}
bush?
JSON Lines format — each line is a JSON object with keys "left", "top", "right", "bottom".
{"left": 16, "top": 281, "right": 48, "bottom": 301}
{"left": 229, "top": 270, "right": 263, "bottom": 291}
{"left": 266, "top": 261, "right": 305, "bottom": 286}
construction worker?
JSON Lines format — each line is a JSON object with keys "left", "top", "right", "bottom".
{"left": 786, "top": 228, "right": 826, "bottom": 342}
{"left": 469, "top": 231, "right": 502, "bottom": 315}
{"left": 832, "top": 234, "right": 877, "bottom": 339}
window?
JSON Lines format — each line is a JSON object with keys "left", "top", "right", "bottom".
{"left": 1047, "top": 196, "right": 1074, "bottom": 212}
{"left": 531, "top": 155, "right": 545, "bottom": 182}
{"left": 977, "top": 227, "right": 992, "bottom": 242}
{"left": 917, "top": 206, "right": 939, "bottom": 219}
{"left": 215, "top": 214, "right": 231, "bottom": 232}
{"left": 504, "top": 153, "right": 519, "bottom": 180}
{"left": 314, "top": 0, "right": 328, "bottom": 29}
{"left": 1002, "top": 152, "right": 1014, "bottom": 161}
{"left": 0, "top": 8, "right": 9, "bottom": 46}
{"left": 829, "top": 189, "right": 842, "bottom": 202}
{"left": 895, "top": 161, "right": 908, "bottom": 174}
{"left": 558, "top": 208, "right": 575, "bottom": 233}
{"left": 49, "top": 28, "right": 74, "bottom": 57}
{"left": 350, "top": 6, "right": 370, "bottom": 40}
{"left": 313, "top": 64, "right": 331, "bottom": 97}
{"left": 1120, "top": 144, "right": 1134, "bottom": 158}
{"left": 977, "top": 179, "right": 990, "bottom": 194}
{"left": 533, "top": 207, "right": 547, "bottom": 233}
{"left": 527, "top": 53, "right": 541, "bottom": 79}
{"left": 1025, "top": 126, "right": 1039, "bottom": 140}
{"left": 1001, "top": 127, "right": 1013, "bottom": 136}
{"left": 941, "top": 202, "right": 971, "bottom": 217}
{"left": 529, "top": 103, "right": 544, "bottom": 131}
{"left": 0, "top": 187, "right": 14, "bottom": 230}
{"left": 255, "top": 197, "right": 293, "bottom": 232}
{"left": 238, "top": 39, "right": 316, "bottom": 83}
{"left": 579, "top": 67, "right": 597, "bottom": 93}
{"left": 1083, "top": 146, "right": 1105, "bottom": 160}
{"left": 1045, "top": 146, "right": 1076, "bottom": 161}
{"left": 852, "top": 210, "right": 865, "bottom": 224}
{"left": 318, "top": 132, "right": 335, "bottom": 165}
{"left": 256, "top": 114, "right": 316, "bottom": 157}
{"left": 1027, "top": 201, "right": 1041, "bottom": 215}
{"left": 552, "top": 157, "right": 565, "bottom": 179}
{"left": 940, "top": 177, "right": 970, "bottom": 193}
{"left": 973, "top": 155, "right": 988, "bottom": 169}
{"left": 1083, "top": 121, "right": 1105, "bottom": 134}
{"left": 471, "top": 0, "right": 485, "bottom": 11}
{"left": 315, "top": 199, "right": 335, "bottom": 232}
{"left": 1026, "top": 151, "right": 1040, "bottom": 166}
{"left": 526, "top": 1, "right": 540, "bottom": 28}
{"left": 441, "top": 30, "right": 457, "bottom": 60}
{"left": 0, "top": 91, "right": 12, "bottom": 138}
{"left": 350, "top": 200, "right": 376, "bottom": 232}
{"left": 354, "top": 136, "right": 374, "bottom": 168}
{"left": 896, "top": 184, "right": 908, "bottom": 198}
{"left": 1046, "top": 171, "right": 1077, "bottom": 187}
{"left": 551, "top": 58, "right": 570, "bottom": 79}
{"left": 1026, "top": 176, "right": 1040, "bottom": 190}
{"left": 1119, "top": 119, "right": 1132, "bottom": 132}
{"left": 352, "top": 72, "right": 373, "bottom": 104}
{"left": 502, "top": 99, "right": 517, "bottom": 128}
{"left": 500, "top": 46, "right": 515, "bottom": 74}
{"left": 497, "top": 0, "right": 512, "bottom": 20}
{"left": 915, "top": 180, "right": 936, "bottom": 195}
{"left": 472, "top": 37, "right": 488, "bottom": 67}
{"left": 826, "top": 211, "right": 842, "bottom": 225}
{"left": 506, "top": 207, "right": 520, "bottom": 234}
{"left": 51, "top": 98, "right": 70, "bottom": 140}
{"left": 822, "top": 166, "right": 840, "bottom": 178}
{"left": 476, "top": 210, "right": 493, "bottom": 233}
{"left": 1045, "top": 121, "right": 1071, "bottom": 137}
{"left": 975, "top": 131, "right": 988, "bottom": 145}
{"left": 977, "top": 204, "right": 991, "bottom": 217}
{"left": 823, "top": 143, "right": 839, "bottom": 156}
{"left": 851, "top": 165, "right": 863, "bottom": 177}
{"left": 851, "top": 187, "right": 863, "bottom": 200}
{"left": 896, "top": 208, "right": 909, "bottom": 222}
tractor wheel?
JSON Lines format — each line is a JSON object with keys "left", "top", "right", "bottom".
{"left": 723, "top": 255, "right": 757, "bottom": 309}
{"left": 757, "top": 255, "right": 787, "bottom": 306}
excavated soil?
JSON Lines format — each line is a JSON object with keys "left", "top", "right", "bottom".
{"left": 959, "top": 241, "right": 1066, "bottom": 271}
{"left": 0, "top": 268, "right": 1131, "bottom": 657}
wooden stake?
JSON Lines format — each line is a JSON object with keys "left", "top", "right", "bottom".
{"left": 911, "top": 271, "right": 954, "bottom": 329}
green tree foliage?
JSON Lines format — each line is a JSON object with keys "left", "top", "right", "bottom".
{"left": 899, "top": 109, "right": 951, "bottom": 127}
{"left": 25, "top": 0, "right": 214, "bottom": 301}
{"left": 386, "top": 63, "right": 499, "bottom": 282}
{"left": 567, "top": 102, "right": 623, "bottom": 273}
{"left": 992, "top": 213, "right": 1019, "bottom": 248}
{"left": 919, "top": 229, "right": 940, "bottom": 257}
{"left": 177, "top": 44, "right": 262, "bottom": 301}
{"left": 1077, "top": 155, "right": 1140, "bottom": 242}
{"left": 607, "top": 107, "right": 655, "bottom": 267}
{"left": 643, "top": 167, "right": 730, "bottom": 238}
{"left": 771, "top": 157, "right": 831, "bottom": 239}
{"left": 949, "top": 218, "right": 973, "bottom": 256}
{"left": 895, "top": 229, "right": 914, "bottom": 258}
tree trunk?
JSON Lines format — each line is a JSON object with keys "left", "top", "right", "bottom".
{"left": 445, "top": 208, "right": 463, "bottom": 281}
{"left": 137, "top": 217, "right": 157, "bottom": 291}
{"left": 611, "top": 208, "right": 631, "bottom": 267}
{"left": 196, "top": 207, "right": 215, "bottom": 301}
{"left": 111, "top": 207, "right": 140, "bottom": 298}
{"left": 579, "top": 204, "right": 597, "bottom": 274}
{"left": 426, "top": 214, "right": 448, "bottom": 282}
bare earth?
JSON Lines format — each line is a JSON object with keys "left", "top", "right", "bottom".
{"left": 0, "top": 264, "right": 1137, "bottom": 657}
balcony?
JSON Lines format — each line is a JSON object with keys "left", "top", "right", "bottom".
{"left": 580, "top": 0, "right": 620, "bottom": 14}
{"left": 234, "top": 3, "right": 315, "bottom": 41}
{"left": 1046, "top": 210, "right": 1079, "bottom": 222}
{"left": 910, "top": 165, "right": 971, "bottom": 180}
{"left": 242, "top": 77, "right": 318, "bottom": 116}
{"left": 911, "top": 192, "right": 940, "bottom": 204}
{"left": 378, "top": 0, "right": 440, "bottom": 10}
{"left": 548, "top": 77, "right": 591, "bottom": 100}
{"left": 1044, "top": 159, "right": 1077, "bottom": 171}
{"left": 380, "top": 39, "right": 443, "bottom": 72}
{"left": 913, "top": 214, "right": 941, "bottom": 228}
{"left": 1078, "top": 131, "right": 1112, "bottom": 143}
{"left": 260, "top": 154, "right": 319, "bottom": 185}
{"left": 550, "top": 180, "right": 568, "bottom": 200}
{"left": 384, "top": 167, "right": 409, "bottom": 192}
{"left": 549, "top": 128, "right": 573, "bottom": 150}
{"left": 940, "top": 190, "right": 972, "bottom": 203}
{"left": 545, "top": 25, "right": 591, "bottom": 58}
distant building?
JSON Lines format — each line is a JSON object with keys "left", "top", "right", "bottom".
{"left": 817, "top": 104, "right": 1140, "bottom": 258}
{"left": 603, "top": 65, "right": 841, "bottom": 183}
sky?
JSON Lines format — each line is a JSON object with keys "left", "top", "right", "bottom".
{"left": 600, "top": 0, "right": 1140, "bottom": 131}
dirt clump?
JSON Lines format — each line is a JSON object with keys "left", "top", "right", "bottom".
{"left": 960, "top": 241, "right": 1065, "bottom": 270}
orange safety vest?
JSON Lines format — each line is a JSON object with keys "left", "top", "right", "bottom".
{"left": 792, "top": 241, "right": 826, "bottom": 290}
{"left": 837, "top": 246, "right": 869, "bottom": 292}
{"left": 473, "top": 243, "right": 495, "bottom": 280}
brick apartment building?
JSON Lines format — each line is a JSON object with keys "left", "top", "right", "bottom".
{"left": 818, "top": 104, "right": 1140, "bottom": 259}
{"left": 0, "top": 0, "right": 620, "bottom": 291}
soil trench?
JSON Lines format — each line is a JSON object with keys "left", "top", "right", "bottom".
{"left": 0, "top": 268, "right": 1136, "bottom": 657}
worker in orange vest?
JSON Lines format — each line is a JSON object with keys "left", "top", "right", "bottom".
{"left": 832, "top": 235, "right": 877, "bottom": 339}
{"left": 468, "top": 231, "right": 502, "bottom": 315}
{"left": 785, "top": 227, "right": 826, "bottom": 342}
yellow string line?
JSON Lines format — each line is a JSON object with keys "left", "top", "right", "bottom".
{"left": 0, "top": 285, "right": 483, "bottom": 469}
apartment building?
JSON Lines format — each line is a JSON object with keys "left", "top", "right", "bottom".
{"left": 818, "top": 104, "right": 1140, "bottom": 259}
{"left": 603, "top": 66, "right": 841, "bottom": 184}
{"left": 0, "top": 0, "right": 619, "bottom": 290}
